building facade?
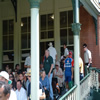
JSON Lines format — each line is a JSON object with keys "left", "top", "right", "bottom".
{"left": 0, "top": 0, "right": 100, "bottom": 70}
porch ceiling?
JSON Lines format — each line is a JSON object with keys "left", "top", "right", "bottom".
{"left": 80, "top": 0, "right": 100, "bottom": 20}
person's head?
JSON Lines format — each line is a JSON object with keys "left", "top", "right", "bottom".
{"left": 48, "top": 42, "right": 53, "bottom": 47}
{"left": 69, "top": 51, "right": 72, "bottom": 58}
{"left": 63, "top": 43, "right": 67, "bottom": 49}
{"left": 83, "top": 43, "right": 87, "bottom": 52}
{"left": 5, "top": 65, "right": 9, "bottom": 71}
{"left": 0, "top": 71, "right": 12, "bottom": 85}
{"left": 41, "top": 70, "right": 46, "bottom": 78}
{"left": 40, "top": 63, "right": 43, "bottom": 70}
{"left": 9, "top": 73, "right": 14, "bottom": 81}
{"left": 25, "top": 69, "right": 31, "bottom": 82}
{"left": 19, "top": 73, "right": 24, "bottom": 81}
{"left": 16, "top": 80, "right": 22, "bottom": 91}
{"left": 15, "top": 64, "right": 20, "bottom": 70}
{"left": 55, "top": 61, "right": 60, "bottom": 70}
{"left": 0, "top": 81, "right": 10, "bottom": 100}
{"left": 45, "top": 50, "right": 50, "bottom": 58}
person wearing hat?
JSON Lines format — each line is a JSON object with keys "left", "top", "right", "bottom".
{"left": 83, "top": 43, "right": 92, "bottom": 76}
{"left": 25, "top": 69, "right": 46, "bottom": 100}
{"left": 53, "top": 61, "right": 63, "bottom": 94}
{"left": 64, "top": 51, "right": 74, "bottom": 92}
{"left": 48, "top": 42, "right": 57, "bottom": 68}
{"left": 0, "top": 71, "right": 17, "bottom": 100}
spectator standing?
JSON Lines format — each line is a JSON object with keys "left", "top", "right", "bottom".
{"left": 24, "top": 53, "right": 31, "bottom": 72}
{"left": 16, "top": 80, "right": 27, "bottom": 100}
{"left": 79, "top": 56, "right": 84, "bottom": 80}
{"left": 0, "top": 81, "right": 11, "bottom": 100}
{"left": 0, "top": 71, "right": 17, "bottom": 100}
{"left": 44, "top": 50, "right": 54, "bottom": 100}
{"left": 63, "top": 43, "right": 69, "bottom": 58}
{"left": 48, "top": 42, "right": 57, "bottom": 68}
{"left": 64, "top": 52, "right": 74, "bottom": 91}
{"left": 83, "top": 43, "right": 92, "bottom": 75}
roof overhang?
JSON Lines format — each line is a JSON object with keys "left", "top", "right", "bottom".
{"left": 80, "top": 0, "right": 100, "bottom": 20}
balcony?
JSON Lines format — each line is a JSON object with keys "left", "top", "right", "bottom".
{"left": 59, "top": 67, "right": 100, "bottom": 100}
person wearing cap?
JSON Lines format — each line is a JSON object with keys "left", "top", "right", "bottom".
{"left": 83, "top": 43, "right": 92, "bottom": 75}
{"left": 63, "top": 43, "right": 69, "bottom": 58}
{"left": 48, "top": 42, "right": 57, "bottom": 68}
{"left": 44, "top": 50, "right": 54, "bottom": 100}
{"left": 0, "top": 71, "right": 17, "bottom": 100}
{"left": 0, "top": 81, "right": 11, "bottom": 100}
{"left": 53, "top": 61, "right": 63, "bottom": 94}
{"left": 64, "top": 51, "right": 74, "bottom": 91}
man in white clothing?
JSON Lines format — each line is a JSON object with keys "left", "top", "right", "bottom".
{"left": 24, "top": 53, "right": 31, "bottom": 72}
{"left": 63, "top": 43, "right": 69, "bottom": 58}
{"left": 16, "top": 80, "right": 27, "bottom": 100}
{"left": 0, "top": 71, "right": 17, "bottom": 100}
{"left": 83, "top": 43, "right": 92, "bottom": 75}
{"left": 48, "top": 42, "right": 57, "bottom": 68}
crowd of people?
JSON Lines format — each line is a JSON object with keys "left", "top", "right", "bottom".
{"left": 0, "top": 42, "right": 92, "bottom": 100}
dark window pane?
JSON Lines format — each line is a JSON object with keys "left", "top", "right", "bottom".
{"left": 48, "top": 31, "right": 54, "bottom": 38}
{"left": 9, "top": 36, "right": 13, "bottom": 50}
{"left": 3, "top": 51, "right": 14, "bottom": 62}
{"left": 28, "top": 17, "right": 31, "bottom": 32}
{"left": 9, "top": 20, "right": 14, "bottom": 34}
{"left": 41, "top": 15, "right": 46, "bottom": 30}
{"left": 48, "top": 14, "right": 54, "bottom": 29}
{"left": 21, "top": 34, "right": 27, "bottom": 49}
{"left": 68, "top": 10, "right": 73, "bottom": 27}
{"left": 28, "top": 33, "right": 30, "bottom": 48}
{"left": 60, "top": 47, "right": 64, "bottom": 56}
{"left": 60, "top": 11, "right": 67, "bottom": 28}
{"left": 60, "top": 29, "right": 67, "bottom": 45}
{"left": 21, "top": 18, "right": 27, "bottom": 32}
{"left": 3, "top": 20, "right": 8, "bottom": 35}
{"left": 68, "top": 28, "right": 73, "bottom": 44}
{"left": 21, "top": 50, "right": 30, "bottom": 60}
{"left": 3, "top": 36, "right": 8, "bottom": 50}
{"left": 41, "top": 31, "right": 48, "bottom": 39}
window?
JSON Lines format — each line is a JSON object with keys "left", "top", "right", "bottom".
{"left": 40, "top": 13, "right": 54, "bottom": 62}
{"left": 21, "top": 17, "right": 30, "bottom": 69}
{"left": 60, "top": 10, "right": 74, "bottom": 55}
{"left": 2, "top": 19, "right": 14, "bottom": 69}
{"left": 40, "top": 14, "right": 54, "bottom": 39}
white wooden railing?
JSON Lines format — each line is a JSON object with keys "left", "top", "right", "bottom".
{"left": 59, "top": 67, "right": 100, "bottom": 100}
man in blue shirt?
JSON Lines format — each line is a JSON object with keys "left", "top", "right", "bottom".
{"left": 64, "top": 51, "right": 74, "bottom": 91}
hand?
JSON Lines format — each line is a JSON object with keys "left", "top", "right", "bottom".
{"left": 71, "top": 75, "right": 73, "bottom": 79}
{"left": 87, "top": 65, "right": 89, "bottom": 68}
{"left": 48, "top": 72, "right": 50, "bottom": 77}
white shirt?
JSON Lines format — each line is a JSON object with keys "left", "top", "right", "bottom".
{"left": 48, "top": 46, "right": 57, "bottom": 60}
{"left": 24, "top": 56, "right": 31, "bottom": 71}
{"left": 84, "top": 49, "right": 92, "bottom": 63}
{"left": 16, "top": 87, "right": 27, "bottom": 100}
{"left": 64, "top": 48, "right": 69, "bottom": 57}
{"left": 9, "top": 90, "right": 17, "bottom": 100}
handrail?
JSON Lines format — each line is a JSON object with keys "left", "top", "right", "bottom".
{"left": 90, "top": 67, "right": 100, "bottom": 73}
{"left": 80, "top": 73, "right": 90, "bottom": 84}
{"left": 59, "top": 85, "right": 77, "bottom": 100}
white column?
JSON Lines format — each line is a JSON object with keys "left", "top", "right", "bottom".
{"left": 31, "top": 8, "right": 39, "bottom": 100}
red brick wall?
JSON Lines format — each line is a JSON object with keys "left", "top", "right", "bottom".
{"left": 80, "top": 6, "right": 100, "bottom": 68}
